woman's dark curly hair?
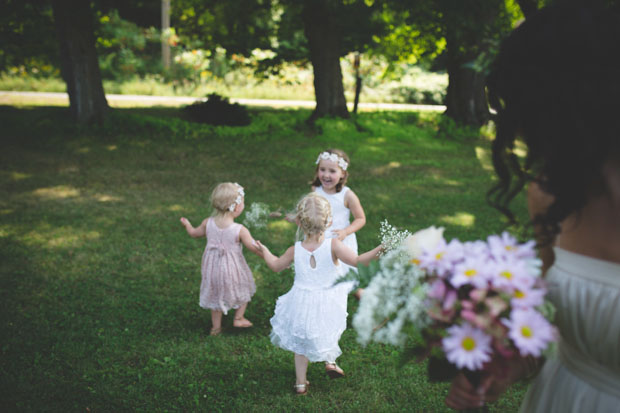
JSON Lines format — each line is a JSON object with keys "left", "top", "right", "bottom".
{"left": 486, "top": 1, "right": 620, "bottom": 245}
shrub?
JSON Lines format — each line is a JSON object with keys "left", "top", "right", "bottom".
{"left": 436, "top": 115, "right": 481, "bottom": 140}
{"left": 182, "top": 93, "right": 251, "bottom": 126}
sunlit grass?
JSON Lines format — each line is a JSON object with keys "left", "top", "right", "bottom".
{"left": 32, "top": 185, "right": 80, "bottom": 199}
{"left": 440, "top": 212, "right": 476, "bottom": 227}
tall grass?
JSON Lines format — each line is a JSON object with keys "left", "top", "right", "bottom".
{"left": 0, "top": 103, "right": 529, "bottom": 412}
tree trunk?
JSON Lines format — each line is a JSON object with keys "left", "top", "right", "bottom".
{"left": 353, "top": 53, "right": 362, "bottom": 114}
{"left": 444, "top": 50, "right": 490, "bottom": 127}
{"left": 442, "top": 3, "right": 498, "bottom": 127}
{"left": 302, "top": 0, "right": 349, "bottom": 122}
{"left": 52, "top": 0, "right": 108, "bottom": 123}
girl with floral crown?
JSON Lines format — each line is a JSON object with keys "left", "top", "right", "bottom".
{"left": 180, "top": 182, "right": 263, "bottom": 336}
{"left": 311, "top": 148, "right": 366, "bottom": 299}
{"left": 255, "top": 192, "right": 383, "bottom": 395}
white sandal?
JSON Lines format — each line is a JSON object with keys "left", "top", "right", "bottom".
{"left": 294, "top": 381, "right": 310, "bottom": 395}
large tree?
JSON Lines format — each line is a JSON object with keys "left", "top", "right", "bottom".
{"left": 268, "top": 0, "right": 385, "bottom": 122}
{"left": 440, "top": 0, "right": 507, "bottom": 126}
{"left": 302, "top": 0, "right": 349, "bottom": 121}
{"left": 51, "top": 0, "right": 108, "bottom": 123}
{"left": 376, "top": 0, "right": 522, "bottom": 126}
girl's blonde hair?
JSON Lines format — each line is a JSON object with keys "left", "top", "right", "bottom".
{"left": 210, "top": 182, "right": 243, "bottom": 216}
{"left": 310, "top": 148, "right": 350, "bottom": 192}
{"left": 293, "top": 192, "right": 332, "bottom": 238}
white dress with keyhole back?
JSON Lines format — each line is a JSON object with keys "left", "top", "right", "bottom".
{"left": 269, "top": 238, "right": 348, "bottom": 362}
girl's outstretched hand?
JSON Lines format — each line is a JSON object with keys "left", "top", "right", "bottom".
{"left": 180, "top": 217, "right": 190, "bottom": 226}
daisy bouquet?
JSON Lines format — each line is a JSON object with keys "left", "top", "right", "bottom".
{"left": 342, "top": 226, "right": 557, "bottom": 383}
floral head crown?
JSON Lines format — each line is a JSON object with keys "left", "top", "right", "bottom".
{"left": 315, "top": 152, "right": 348, "bottom": 171}
{"left": 229, "top": 183, "right": 244, "bottom": 212}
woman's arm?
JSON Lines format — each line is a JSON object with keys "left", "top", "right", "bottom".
{"left": 239, "top": 225, "right": 262, "bottom": 257}
{"left": 180, "top": 217, "right": 207, "bottom": 238}
{"left": 255, "top": 242, "right": 295, "bottom": 272}
{"left": 332, "top": 238, "right": 382, "bottom": 267}
{"left": 333, "top": 190, "right": 366, "bottom": 241}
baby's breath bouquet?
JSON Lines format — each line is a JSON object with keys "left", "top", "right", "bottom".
{"left": 242, "top": 202, "right": 272, "bottom": 229}
{"left": 340, "top": 226, "right": 557, "bottom": 384}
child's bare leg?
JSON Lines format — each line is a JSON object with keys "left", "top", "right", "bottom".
{"left": 210, "top": 310, "right": 223, "bottom": 335}
{"left": 233, "top": 303, "right": 253, "bottom": 327}
{"left": 294, "top": 354, "right": 309, "bottom": 385}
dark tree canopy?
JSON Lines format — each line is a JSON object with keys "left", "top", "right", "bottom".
{"left": 0, "top": 0, "right": 58, "bottom": 72}
{"left": 171, "top": 0, "right": 275, "bottom": 56}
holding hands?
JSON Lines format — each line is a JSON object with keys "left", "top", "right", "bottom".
{"left": 331, "top": 228, "right": 348, "bottom": 241}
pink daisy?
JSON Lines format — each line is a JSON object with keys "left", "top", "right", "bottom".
{"left": 504, "top": 309, "right": 555, "bottom": 357}
{"left": 442, "top": 323, "right": 492, "bottom": 371}
{"left": 450, "top": 256, "right": 491, "bottom": 289}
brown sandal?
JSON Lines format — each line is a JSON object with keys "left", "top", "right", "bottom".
{"left": 325, "top": 362, "right": 345, "bottom": 379}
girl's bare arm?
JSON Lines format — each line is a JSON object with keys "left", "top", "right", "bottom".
{"left": 332, "top": 238, "right": 382, "bottom": 267}
{"left": 239, "top": 225, "right": 262, "bottom": 257}
{"left": 334, "top": 190, "right": 366, "bottom": 240}
{"left": 255, "top": 242, "right": 295, "bottom": 272}
{"left": 180, "top": 217, "right": 207, "bottom": 238}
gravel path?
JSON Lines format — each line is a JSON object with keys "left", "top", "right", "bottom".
{"left": 0, "top": 90, "right": 446, "bottom": 112}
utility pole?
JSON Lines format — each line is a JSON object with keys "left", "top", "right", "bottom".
{"left": 161, "top": 0, "right": 171, "bottom": 69}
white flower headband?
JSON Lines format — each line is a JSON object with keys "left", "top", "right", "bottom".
{"left": 315, "top": 152, "right": 348, "bottom": 171}
{"left": 228, "top": 183, "right": 245, "bottom": 212}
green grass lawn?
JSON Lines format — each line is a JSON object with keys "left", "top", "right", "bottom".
{"left": 0, "top": 104, "right": 530, "bottom": 412}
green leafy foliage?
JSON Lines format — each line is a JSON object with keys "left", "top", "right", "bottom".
{"left": 337, "top": 260, "right": 380, "bottom": 289}
{"left": 0, "top": 0, "right": 58, "bottom": 73}
{"left": 95, "top": 9, "right": 162, "bottom": 80}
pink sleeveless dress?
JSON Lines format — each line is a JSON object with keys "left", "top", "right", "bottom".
{"left": 199, "top": 219, "right": 256, "bottom": 314}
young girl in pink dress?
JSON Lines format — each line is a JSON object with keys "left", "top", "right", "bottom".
{"left": 180, "top": 182, "right": 262, "bottom": 336}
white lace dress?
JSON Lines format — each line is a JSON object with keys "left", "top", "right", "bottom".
{"left": 314, "top": 185, "right": 358, "bottom": 299}
{"left": 269, "top": 239, "right": 348, "bottom": 362}
{"left": 314, "top": 186, "right": 358, "bottom": 255}
{"left": 519, "top": 247, "right": 620, "bottom": 412}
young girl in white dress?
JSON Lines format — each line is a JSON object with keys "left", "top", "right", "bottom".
{"left": 256, "top": 192, "right": 382, "bottom": 395}
{"left": 311, "top": 149, "right": 366, "bottom": 298}
{"left": 180, "top": 182, "right": 262, "bottom": 336}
